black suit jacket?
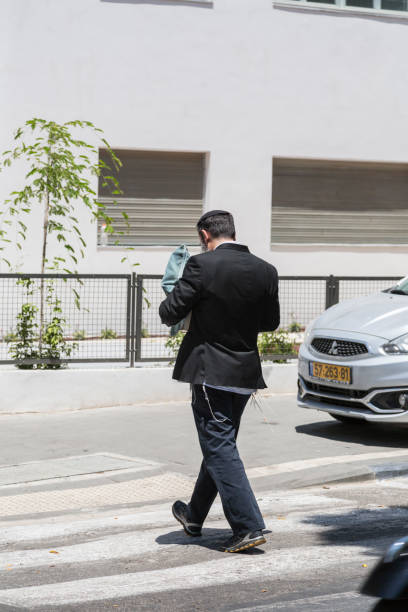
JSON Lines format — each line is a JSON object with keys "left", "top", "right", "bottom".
{"left": 159, "top": 243, "right": 280, "bottom": 389}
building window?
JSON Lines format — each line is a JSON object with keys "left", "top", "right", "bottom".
{"left": 271, "top": 158, "right": 408, "bottom": 245}
{"left": 286, "top": 0, "right": 408, "bottom": 12}
{"left": 97, "top": 150, "right": 205, "bottom": 247}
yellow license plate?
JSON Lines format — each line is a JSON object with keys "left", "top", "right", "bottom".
{"left": 309, "top": 361, "right": 352, "bottom": 385}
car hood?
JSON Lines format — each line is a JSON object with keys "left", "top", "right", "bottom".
{"left": 313, "top": 293, "right": 408, "bottom": 341}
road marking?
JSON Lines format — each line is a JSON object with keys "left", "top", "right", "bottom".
{"left": 0, "top": 527, "right": 183, "bottom": 569}
{"left": 0, "top": 492, "right": 351, "bottom": 545}
{"left": 378, "top": 476, "right": 408, "bottom": 489}
{"left": 0, "top": 544, "right": 371, "bottom": 607}
{"left": 247, "top": 449, "right": 408, "bottom": 478}
{"left": 1, "top": 503, "right": 380, "bottom": 571}
{"left": 234, "top": 591, "right": 362, "bottom": 611}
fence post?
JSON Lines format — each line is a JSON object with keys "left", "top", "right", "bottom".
{"left": 130, "top": 272, "right": 137, "bottom": 367}
{"left": 325, "top": 275, "right": 340, "bottom": 309}
{"left": 134, "top": 275, "right": 143, "bottom": 362}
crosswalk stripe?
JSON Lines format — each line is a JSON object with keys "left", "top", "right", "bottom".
{"left": 0, "top": 491, "right": 350, "bottom": 545}
{"left": 0, "top": 503, "right": 396, "bottom": 572}
{"left": 3, "top": 502, "right": 400, "bottom": 573}
{"left": 0, "top": 515, "right": 342, "bottom": 571}
{"left": 0, "top": 543, "right": 371, "bottom": 608}
{"left": 234, "top": 591, "right": 362, "bottom": 611}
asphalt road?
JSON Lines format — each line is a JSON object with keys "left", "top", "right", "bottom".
{"left": 0, "top": 395, "right": 408, "bottom": 610}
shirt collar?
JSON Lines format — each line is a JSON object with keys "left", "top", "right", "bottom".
{"left": 214, "top": 240, "right": 241, "bottom": 249}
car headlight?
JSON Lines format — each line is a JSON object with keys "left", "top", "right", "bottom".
{"left": 382, "top": 333, "right": 408, "bottom": 355}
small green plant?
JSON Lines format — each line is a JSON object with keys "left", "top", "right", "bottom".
{"left": 165, "top": 330, "right": 186, "bottom": 362}
{"left": 257, "top": 330, "right": 296, "bottom": 363}
{"left": 40, "top": 287, "right": 76, "bottom": 369}
{"left": 9, "top": 278, "right": 76, "bottom": 369}
{"left": 3, "top": 331, "right": 18, "bottom": 343}
{"left": 288, "top": 312, "right": 302, "bottom": 333}
{"left": 288, "top": 321, "right": 302, "bottom": 333}
{"left": 141, "top": 328, "right": 149, "bottom": 338}
{"left": 101, "top": 328, "right": 117, "bottom": 339}
{"left": 73, "top": 329, "right": 86, "bottom": 341}
{"left": 9, "top": 278, "right": 39, "bottom": 368}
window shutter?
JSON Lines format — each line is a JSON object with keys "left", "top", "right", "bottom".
{"left": 271, "top": 158, "right": 408, "bottom": 244}
{"left": 98, "top": 150, "right": 205, "bottom": 246}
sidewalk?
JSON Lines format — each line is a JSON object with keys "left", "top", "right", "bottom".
{"left": 2, "top": 395, "right": 408, "bottom": 513}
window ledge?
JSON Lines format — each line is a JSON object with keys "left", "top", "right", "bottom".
{"left": 271, "top": 242, "right": 408, "bottom": 247}
{"left": 159, "top": 0, "right": 213, "bottom": 4}
{"left": 273, "top": 0, "right": 408, "bottom": 20}
{"left": 97, "top": 245, "right": 201, "bottom": 251}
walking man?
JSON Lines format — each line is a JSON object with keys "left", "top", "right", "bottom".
{"left": 159, "top": 210, "right": 280, "bottom": 552}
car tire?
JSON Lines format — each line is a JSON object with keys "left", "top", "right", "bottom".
{"left": 329, "top": 413, "right": 366, "bottom": 425}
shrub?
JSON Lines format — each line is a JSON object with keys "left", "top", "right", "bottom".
{"left": 257, "top": 330, "right": 296, "bottom": 363}
{"left": 101, "top": 328, "right": 117, "bottom": 339}
{"left": 165, "top": 330, "right": 186, "bottom": 361}
{"left": 141, "top": 328, "right": 149, "bottom": 338}
{"left": 73, "top": 330, "right": 86, "bottom": 341}
{"left": 9, "top": 279, "right": 75, "bottom": 369}
{"left": 288, "top": 321, "right": 302, "bottom": 333}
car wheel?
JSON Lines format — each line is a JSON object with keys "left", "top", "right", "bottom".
{"left": 329, "top": 413, "right": 367, "bottom": 424}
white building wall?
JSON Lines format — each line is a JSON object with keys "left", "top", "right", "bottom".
{"left": 1, "top": 0, "right": 408, "bottom": 276}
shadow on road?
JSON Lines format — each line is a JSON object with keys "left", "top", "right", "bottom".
{"left": 296, "top": 420, "right": 408, "bottom": 449}
{"left": 156, "top": 528, "right": 268, "bottom": 554}
{"left": 302, "top": 506, "right": 408, "bottom": 556}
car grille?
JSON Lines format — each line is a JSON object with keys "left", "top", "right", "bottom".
{"left": 303, "top": 393, "right": 369, "bottom": 412}
{"left": 311, "top": 337, "right": 368, "bottom": 357}
{"left": 305, "top": 379, "right": 367, "bottom": 399}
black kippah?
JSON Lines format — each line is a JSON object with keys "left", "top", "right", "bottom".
{"left": 198, "top": 210, "right": 230, "bottom": 224}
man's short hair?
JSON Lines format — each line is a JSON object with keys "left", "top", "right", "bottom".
{"left": 196, "top": 210, "right": 235, "bottom": 240}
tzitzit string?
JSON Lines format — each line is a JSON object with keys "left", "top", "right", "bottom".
{"left": 250, "top": 391, "right": 269, "bottom": 424}
{"left": 202, "top": 384, "right": 228, "bottom": 423}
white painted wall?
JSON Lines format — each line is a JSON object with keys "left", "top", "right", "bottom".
{"left": 1, "top": 0, "right": 408, "bottom": 277}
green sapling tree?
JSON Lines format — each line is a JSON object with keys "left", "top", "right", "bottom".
{"left": 0, "top": 118, "right": 134, "bottom": 366}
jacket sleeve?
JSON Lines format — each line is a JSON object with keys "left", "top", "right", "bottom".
{"left": 159, "top": 256, "right": 202, "bottom": 327}
{"left": 259, "top": 265, "right": 280, "bottom": 332}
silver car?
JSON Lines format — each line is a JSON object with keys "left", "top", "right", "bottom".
{"left": 298, "top": 276, "right": 408, "bottom": 424}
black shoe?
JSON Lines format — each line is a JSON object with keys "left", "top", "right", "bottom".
{"left": 172, "top": 501, "right": 202, "bottom": 537}
{"left": 220, "top": 530, "right": 266, "bottom": 553}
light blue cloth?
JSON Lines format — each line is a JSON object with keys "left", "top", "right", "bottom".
{"left": 161, "top": 245, "right": 191, "bottom": 336}
{"left": 161, "top": 244, "right": 190, "bottom": 296}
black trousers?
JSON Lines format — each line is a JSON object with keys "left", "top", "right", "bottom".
{"left": 187, "top": 384, "right": 265, "bottom": 536}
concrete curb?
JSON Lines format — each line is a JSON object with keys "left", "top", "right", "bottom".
{"left": 0, "top": 363, "right": 298, "bottom": 413}
{"left": 290, "top": 461, "right": 408, "bottom": 490}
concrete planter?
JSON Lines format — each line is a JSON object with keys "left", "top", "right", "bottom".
{"left": 0, "top": 363, "right": 298, "bottom": 414}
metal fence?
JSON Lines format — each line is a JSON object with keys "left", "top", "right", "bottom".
{"left": 134, "top": 274, "right": 402, "bottom": 362}
{"left": 0, "top": 274, "right": 131, "bottom": 365}
{"left": 0, "top": 274, "right": 402, "bottom": 366}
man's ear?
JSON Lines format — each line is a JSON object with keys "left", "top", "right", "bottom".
{"left": 199, "top": 229, "right": 210, "bottom": 244}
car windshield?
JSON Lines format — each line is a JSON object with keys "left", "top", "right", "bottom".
{"left": 388, "top": 277, "right": 408, "bottom": 296}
